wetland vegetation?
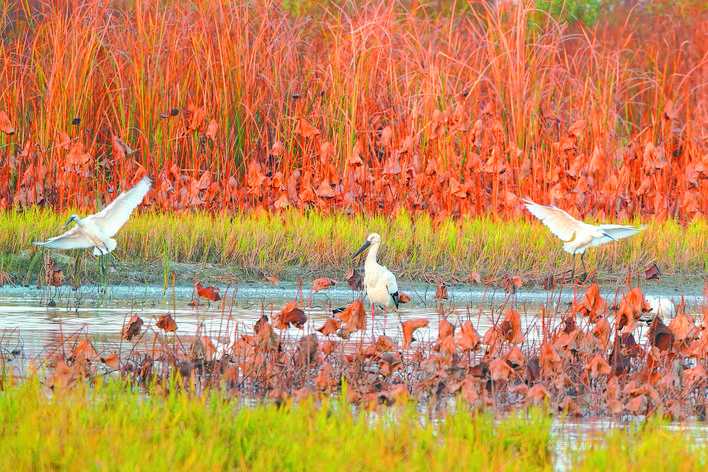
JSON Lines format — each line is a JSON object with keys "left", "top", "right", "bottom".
{"left": 1, "top": 0, "right": 707, "bottom": 469}
{"left": 1, "top": 379, "right": 707, "bottom": 471}
{"left": 2, "top": 210, "right": 707, "bottom": 287}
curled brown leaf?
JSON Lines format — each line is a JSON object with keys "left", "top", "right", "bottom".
{"left": 273, "top": 301, "right": 307, "bottom": 329}
{"left": 402, "top": 318, "right": 429, "bottom": 349}
{"left": 156, "top": 314, "right": 178, "bottom": 332}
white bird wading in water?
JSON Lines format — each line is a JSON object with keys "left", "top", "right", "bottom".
{"left": 353, "top": 233, "right": 399, "bottom": 335}
{"left": 641, "top": 296, "right": 675, "bottom": 321}
{"left": 34, "top": 176, "right": 151, "bottom": 272}
{"left": 522, "top": 198, "right": 644, "bottom": 281}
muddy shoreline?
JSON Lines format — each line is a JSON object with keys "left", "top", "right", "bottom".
{"left": 4, "top": 250, "right": 708, "bottom": 294}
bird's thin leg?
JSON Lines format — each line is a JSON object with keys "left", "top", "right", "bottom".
{"left": 580, "top": 252, "right": 588, "bottom": 281}
{"left": 382, "top": 310, "right": 387, "bottom": 336}
{"left": 97, "top": 246, "right": 109, "bottom": 291}
{"left": 72, "top": 250, "right": 82, "bottom": 289}
{"left": 371, "top": 303, "right": 376, "bottom": 340}
{"left": 570, "top": 254, "right": 576, "bottom": 284}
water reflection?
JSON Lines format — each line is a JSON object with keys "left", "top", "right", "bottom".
{"left": 0, "top": 281, "right": 704, "bottom": 365}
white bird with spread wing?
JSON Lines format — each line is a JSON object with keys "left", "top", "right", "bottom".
{"left": 353, "top": 233, "right": 399, "bottom": 333}
{"left": 34, "top": 176, "right": 151, "bottom": 271}
{"left": 522, "top": 198, "right": 644, "bottom": 279}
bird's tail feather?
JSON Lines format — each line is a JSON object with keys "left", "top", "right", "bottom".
{"left": 562, "top": 241, "right": 586, "bottom": 255}
{"left": 391, "top": 291, "right": 400, "bottom": 310}
{"left": 93, "top": 238, "right": 117, "bottom": 256}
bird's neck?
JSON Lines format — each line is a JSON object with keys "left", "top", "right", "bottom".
{"left": 365, "top": 242, "right": 380, "bottom": 268}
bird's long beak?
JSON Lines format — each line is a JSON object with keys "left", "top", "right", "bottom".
{"left": 353, "top": 240, "right": 371, "bottom": 259}
{"left": 601, "top": 231, "right": 616, "bottom": 241}
{"left": 62, "top": 216, "right": 74, "bottom": 228}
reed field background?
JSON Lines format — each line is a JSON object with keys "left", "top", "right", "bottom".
{"left": 0, "top": 0, "right": 706, "bottom": 222}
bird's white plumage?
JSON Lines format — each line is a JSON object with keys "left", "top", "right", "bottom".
{"left": 646, "top": 296, "right": 675, "bottom": 319}
{"left": 355, "top": 233, "right": 399, "bottom": 312}
{"left": 89, "top": 177, "right": 152, "bottom": 238}
{"left": 522, "top": 199, "right": 579, "bottom": 241}
{"left": 215, "top": 325, "right": 238, "bottom": 359}
{"left": 522, "top": 198, "right": 644, "bottom": 255}
{"left": 587, "top": 224, "right": 646, "bottom": 248}
{"left": 34, "top": 176, "right": 151, "bottom": 256}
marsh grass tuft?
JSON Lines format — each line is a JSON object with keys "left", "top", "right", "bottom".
{"left": 573, "top": 420, "right": 708, "bottom": 470}
{"left": 0, "top": 377, "right": 554, "bottom": 470}
{"left": 6, "top": 209, "right": 706, "bottom": 285}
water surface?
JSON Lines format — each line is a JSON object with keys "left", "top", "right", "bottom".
{"left": 0, "top": 279, "right": 703, "bottom": 365}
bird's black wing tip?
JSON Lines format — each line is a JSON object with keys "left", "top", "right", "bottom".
{"left": 391, "top": 291, "right": 400, "bottom": 309}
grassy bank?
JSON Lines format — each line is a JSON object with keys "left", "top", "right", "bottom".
{"left": 1, "top": 209, "right": 706, "bottom": 286}
{"left": 0, "top": 378, "right": 705, "bottom": 471}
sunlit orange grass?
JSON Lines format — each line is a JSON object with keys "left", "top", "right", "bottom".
{"left": 0, "top": 2, "right": 706, "bottom": 220}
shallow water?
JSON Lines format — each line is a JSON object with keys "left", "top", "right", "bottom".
{"left": 0, "top": 279, "right": 704, "bottom": 370}
{"left": 551, "top": 416, "right": 708, "bottom": 471}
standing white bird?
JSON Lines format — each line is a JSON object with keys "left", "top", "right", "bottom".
{"left": 522, "top": 198, "right": 644, "bottom": 279}
{"left": 353, "top": 233, "right": 399, "bottom": 333}
{"left": 34, "top": 176, "right": 151, "bottom": 271}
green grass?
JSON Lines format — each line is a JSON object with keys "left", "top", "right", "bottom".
{"left": 0, "top": 378, "right": 552, "bottom": 471}
{"left": 0, "top": 378, "right": 706, "bottom": 470}
{"left": 2, "top": 209, "right": 706, "bottom": 285}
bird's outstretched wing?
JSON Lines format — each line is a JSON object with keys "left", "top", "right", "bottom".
{"left": 88, "top": 176, "right": 151, "bottom": 238}
{"left": 591, "top": 224, "right": 645, "bottom": 247}
{"left": 522, "top": 198, "right": 580, "bottom": 241}
{"left": 34, "top": 227, "right": 96, "bottom": 250}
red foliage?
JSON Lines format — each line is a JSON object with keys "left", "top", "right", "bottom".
{"left": 156, "top": 314, "right": 177, "bottom": 332}
{"left": 345, "top": 269, "right": 363, "bottom": 291}
{"left": 0, "top": 110, "right": 14, "bottom": 135}
{"left": 312, "top": 277, "right": 337, "bottom": 292}
{"left": 435, "top": 283, "right": 448, "bottom": 300}
{"left": 121, "top": 315, "right": 144, "bottom": 341}
{"left": 316, "top": 318, "right": 341, "bottom": 336}
{"left": 335, "top": 300, "right": 367, "bottom": 334}
{"left": 572, "top": 283, "right": 607, "bottom": 322}
{"left": 616, "top": 287, "right": 651, "bottom": 333}
{"left": 273, "top": 301, "right": 307, "bottom": 329}
{"left": 196, "top": 282, "right": 221, "bottom": 301}
{"left": 645, "top": 263, "right": 661, "bottom": 280}
{"left": 401, "top": 319, "right": 429, "bottom": 349}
